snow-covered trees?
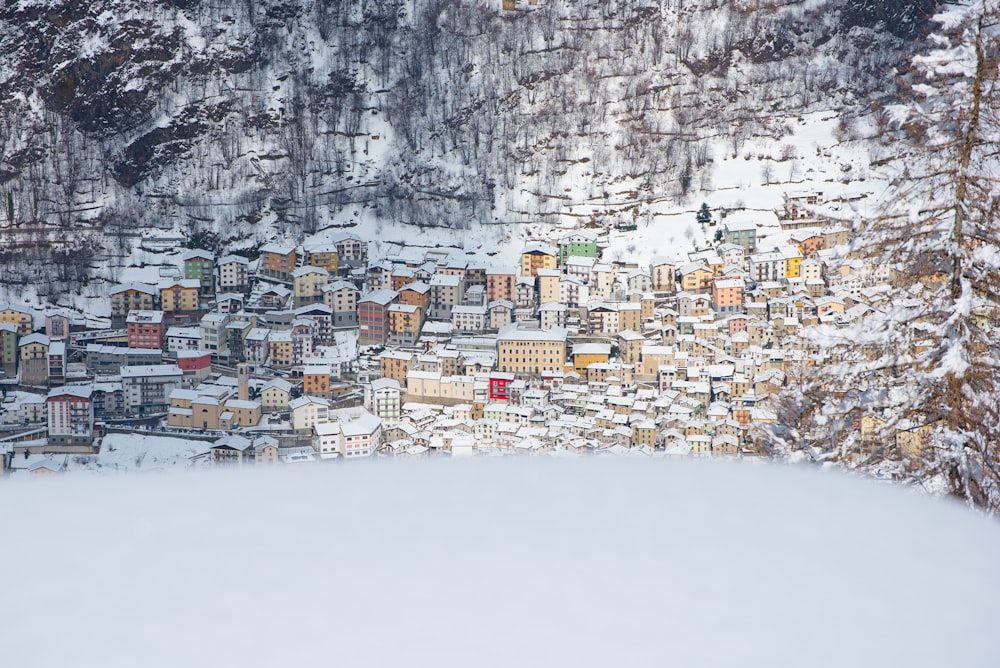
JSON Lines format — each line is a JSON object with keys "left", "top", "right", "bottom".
{"left": 766, "top": 1, "right": 1000, "bottom": 511}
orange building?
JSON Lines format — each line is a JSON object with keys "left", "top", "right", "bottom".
{"left": 260, "top": 243, "right": 297, "bottom": 281}
{"left": 303, "top": 365, "right": 332, "bottom": 398}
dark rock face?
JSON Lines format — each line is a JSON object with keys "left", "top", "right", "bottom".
{"left": 841, "top": 0, "right": 939, "bottom": 39}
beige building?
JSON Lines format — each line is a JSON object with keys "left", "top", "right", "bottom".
{"left": 496, "top": 323, "right": 568, "bottom": 375}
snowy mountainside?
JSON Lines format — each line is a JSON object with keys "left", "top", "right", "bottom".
{"left": 0, "top": 0, "right": 924, "bottom": 305}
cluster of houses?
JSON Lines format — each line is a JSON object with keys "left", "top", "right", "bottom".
{"left": 1, "top": 193, "right": 907, "bottom": 475}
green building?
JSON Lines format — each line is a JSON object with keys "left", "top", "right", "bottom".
{"left": 558, "top": 231, "right": 599, "bottom": 266}
{"left": 0, "top": 323, "right": 18, "bottom": 377}
{"left": 183, "top": 249, "right": 216, "bottom": 296}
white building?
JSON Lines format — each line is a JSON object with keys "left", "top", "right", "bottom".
{"left": 121, "top": 365, "right": 183, "bottom": 416}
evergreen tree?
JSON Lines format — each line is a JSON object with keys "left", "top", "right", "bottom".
{"left": 764, "top": 1, "right": 1000, "bottom": 512}
{"left": 696, "top": 202, "right": 712, "bottom": 225}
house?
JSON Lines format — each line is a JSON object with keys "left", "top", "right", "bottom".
{"left": 428, "top": 274, "right": 465, "bottom": 320}
{"left": 572, "top": 343, "right": 611, "bottom": 374}
{"left": 721, "top": 214, "right": 758, "bottom": 251}
{"left": 487, "top": 267, "right": 517, "bottom": 302}
{"left": 258, "top": 284, "right": 292, "bottom": 310}
{"left": 290, "top": 320, "right": 315, "bottom": 365}
{"left": 784, "top": 191, "right": 824, "bottom": 220}
{"left": 158, "top": 279, "right": 202, "bottom": 316}
{"left": 0, "top": 323, "right": 18, "bottom": 376}
{"left": 217, "top": 255, "right": 250, "bottom": 294}
{"left": 588, "top": 303, "right": 619, "bottom": 335}
{"left": 45, "top": 312, "right": 70, "bottom": 341}
{"left": 244, "top": 327, "right": 270, "bottom": 365}
{"left": 0, "top": 304, "right": 34, "bottom": 336}
{"left": 712, "top": 278, "right": 745, "bottom": 315}
{"left": 388, "top": 303, "right": 424, "bottom": 346}
{"left": 47, "top": 341, "right": 66, "bottom": 386}
{"left": 259, "top": 243, "right": 297, "bottom": 281}
{"left": 539, "top": 302, "right": 567, "bottom": 330}
{"left": 398, "top": 281, "right": 431, "bottom": 311}
{"left": 127, "top": 310, "right": 166, "bottom": 350}
{"left": 19, "top": 333, "right": 49, "bottom": 386}
{"left": 216, "top": 293, "right": 245, "bottom": 314}
{"left": 379, "top": 349, "right": 415, "bottom": 384}
{"left": 678, "top": 262, "right": 713, "bottom": 294}
{"left": 199, "top": 312, "right": 231, "bottom": 359}
{"left": 303, "top": 365, "right": 332, "bottom": 399}
{"left": 366, "top": 262, "right": 393, "bottom": 292}
{"left": 535, "top": 269, "right": 560, "bottom": 304}
{"left": 514, "top": 277, "right": 538, "bottom": 310}
{"left": 589, "top": 263, "right": 617, "bottom": 300}
{"left": 451, "top": 304, "right": 487, "bottom": 334}
{"left": 121, "top": 364, "right": 183, "bottom": 416}
{"left": 649, "top": 256, "right": 677, "bottom": 292}
{"left": 109, "top": 283, "right": 157, "bottom": 326}
{"left": 748, "top": 252, "right": 787, "bottom": 283}
{"left": 46, "top": 386, "right": 94, "bottom": 446}
{"left": 330, "top": 232, "right": 367, "bottom": 265}
{"left": 314, "top": 421, "right": 344, "bottom": 458}
{"left": 268, "top": 331, "right": 293, "bottom": 368}
{"left": 211, "top": 434, "right": 253, "bottom": 466}
{"left": 183, "top": 249, "right": 215, "bottom": 295}
{"left": 366, "top": 378, "right": 402, "bottom": 426}
{"left": 520, "top": 242, "right": 558, "bottom": 277}
{"left": 489, "top": 300, "right": 514, "bottom": 330}
{"left": 261, "top": 377, "right": 293, "bottom": 411}
{"left": 496, "top": 323, "right": 568, "bottom": 375}
{"left": 301, "top": 242, "right": 340, "bottom": 274}
{"left": 292, "top": 266, "right": 329, "bottom": 307}
{"left": 323, "top": 280, "right": 360, "bottom": 327}
{"left": 177, "top": 350, "right": 212, "bottom": 385}
{"left": 290, "top": 395, "right": 330, "bottom": 434}
{"left": 254, "top": 436, "right": 280, "bottom": 464}
{"left": 88, "top": 382, "right": 123, "bottom": 421}
{"left": 558, "top": 231, "right": 599, "bottom": 266}
{"left": 333, "top": 407, "right": 383, "bottom": 458}
{"left": 358, "top": 289, "right": 399, "bottom": 346}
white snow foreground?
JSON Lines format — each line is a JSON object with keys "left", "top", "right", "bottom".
{"left": 2, "top": 460, "right": 998, "bottom": 667}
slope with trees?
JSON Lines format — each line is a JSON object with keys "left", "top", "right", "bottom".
{"left": 765, "top": 0, "right": 1000, "bottom": 512}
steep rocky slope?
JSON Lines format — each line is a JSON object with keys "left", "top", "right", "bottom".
{"left": 0, "top": 0, "right": 929, "bottom": 298}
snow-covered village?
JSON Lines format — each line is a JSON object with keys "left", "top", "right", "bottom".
{"left": 0, "top": 0, "right": 998, "bottom": 511}
{"left": 0, "top": 188, "right": 898, "bottom": 473}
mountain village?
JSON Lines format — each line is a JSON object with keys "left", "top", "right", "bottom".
{"left": 0, "top": 191, "right": 911, "bottom": 475}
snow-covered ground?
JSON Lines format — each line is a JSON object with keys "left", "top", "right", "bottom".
{"left": 2, "top": 459, "right": 998, "bottom": 667}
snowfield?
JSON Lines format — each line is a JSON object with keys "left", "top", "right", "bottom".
{"left": 2, "top": 459, "right": 998, "bottom": 667}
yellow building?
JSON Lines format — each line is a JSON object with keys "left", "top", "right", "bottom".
{"left": 520, "top": 242, "right": 558, "bottom": 278}
{"left": 292, "top": 266, "right": 329, "bottom": 306}
{"left": 537, "top": 270, "right": 560, "bottom": 304}
{"left": 618, "top": 303, "right": 642, "bottom": 334}
{"left": 380, "top": 349, "right": 414, "bottom": 384}
{"left": 0, "top": 304, "right": 33, "bottom": 336}
{"left": 618, "top": 330, "right": 645, "bottom": 366}
{"left": 110, "top": 284, "right": 156, "bottom": 324}
{"left": 679, "top": 265, "right": 713, "bottom": 294}
{"left": 781, "top": 246, "right": 803, "bottom": 279}
{"left": 302, "top": 244, "right": 339, "bottom": 273}
{"left": 632, "top": 420, "right": 657, "bottom": 448}
{"left": 571, "top": 343, "right": 611, "bottom": 374}
{"left": 496, "top": 323, "right": 567, "bottom": 375}
{"left": 388, "top": 304, "right": 424, "bottom": 345}
{"left": 268, "top": 332, "right": 294, "bottom": 368}
{"left": 158, "top": 279, "right": 201, "bottom": 314}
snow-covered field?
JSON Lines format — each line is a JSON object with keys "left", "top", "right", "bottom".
{"left": 2, "top": 459, "right": 998, "bottom": 667}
